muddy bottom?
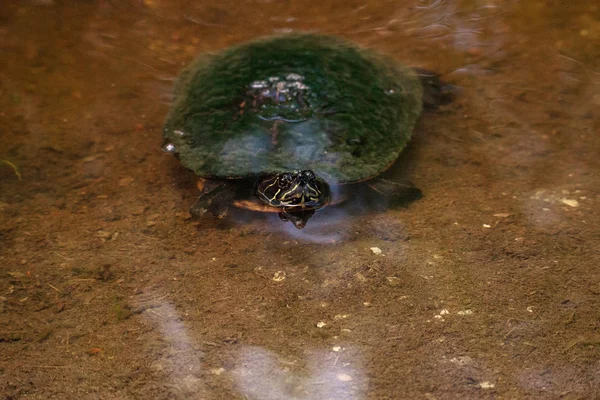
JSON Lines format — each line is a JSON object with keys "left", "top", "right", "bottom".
{"left": 1, "top": 1, "right": 599, "bottom": 399}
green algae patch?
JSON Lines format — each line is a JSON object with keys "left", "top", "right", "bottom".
{"left": 163, "top": 34, "right": 423, "bottom": 184}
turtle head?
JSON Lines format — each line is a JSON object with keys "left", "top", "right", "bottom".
{"left": 255, "top": 170, "right": 331, "bottom": 228}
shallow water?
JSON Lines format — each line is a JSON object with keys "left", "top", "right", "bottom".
{"left": 1, "top": 1, "right": 599, "bottom": 399}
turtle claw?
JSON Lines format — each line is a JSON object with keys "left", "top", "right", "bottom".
{"left": 189, "top": 199, "right": 208, "bottom": 217}
{"left": 211, "top": 203, "right": 229, "bottom": 219}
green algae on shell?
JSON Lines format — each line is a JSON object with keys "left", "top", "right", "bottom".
{"left": 163, "top": 34, "right": 423, "bottom": 184}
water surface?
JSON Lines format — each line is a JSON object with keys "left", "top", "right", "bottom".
{"left": 1, "top": 1, "right": 599, "bottom": 398}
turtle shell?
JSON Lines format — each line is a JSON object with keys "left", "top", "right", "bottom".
{"left": 163, "top": 34, "right": 423, "bottom": 184}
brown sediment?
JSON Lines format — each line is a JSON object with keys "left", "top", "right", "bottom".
{"left": 1, "top": 1, "right": 599, "bottom": 399}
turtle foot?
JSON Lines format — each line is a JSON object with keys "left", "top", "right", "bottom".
{"left": 413, "top": 68, "right": 455, "bottom": 110}
{"left": 365, "top": 178, "right": 422, "bottom": 208}
{"left": 190, "top": 180, "right": 235, "bottom": 219}
{"left": 190, "top": 197, "right": 230, "bottom": 219}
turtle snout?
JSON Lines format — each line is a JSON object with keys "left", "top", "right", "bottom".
{"left": 299, "top": 169, "right": 316, "bottom": 184}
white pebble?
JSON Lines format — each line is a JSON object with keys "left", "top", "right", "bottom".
{"left": 370, "top": 247, "right": 382, "bottom": 255}
{"left": 560, "top": 198, "right": 579, "bottom": 207}
{"left": 386, "top": 276, "right": 402, "bottom": 286}
{"left": 450, "top": 356, "right": 473, "bottom": 366}
{"left": 272, "top": 271, "right": 286, "bottom": 282}
{"left": 336, "top": 373, "right": 352, "bottom": 382}
{"left": 479, "top": 381, "right": 495, "bottom": 389}
{"left": 316, "top": 321, "right": 326, "bottom": 328}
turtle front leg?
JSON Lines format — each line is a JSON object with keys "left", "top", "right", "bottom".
{"left": 364, "top": 178, "right": 422, "bottom": 208}
{"left": 190, "top": 179, "right": 236, "bottom": 219}
{"left": 413, "top": 68, "right": 455, "bottom": 110}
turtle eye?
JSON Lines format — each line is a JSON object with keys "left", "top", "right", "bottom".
{"left": 303, "top": 170, "right": 315, "bottom": 180}
{"left": 278, "top": 173, "right": 292, "bottom": 187}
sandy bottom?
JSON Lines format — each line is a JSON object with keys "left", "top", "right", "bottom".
{"left": 1, "top": 1, "right": 599, "bottom": 399}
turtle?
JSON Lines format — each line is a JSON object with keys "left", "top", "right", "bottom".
{"left": 162, "top": 34, "right": 452, "bottom": 228}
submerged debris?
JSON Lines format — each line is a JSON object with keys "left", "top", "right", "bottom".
{"left": 0, "top": 159, "right": 22, "bottom": 180}
{"left": 272, "top": 271, "right": 287, "bottom": 282}
{"left": 386, "top": 276, "right": 402, "bottom": 287}
{"left": 336, "top": 373, "right": 353, "bottom": 382}
{"left": 370, "top": 247, "right": 383, "bottom": 255}
{"left": 559, "top": 198, "right": 579, "bottom": 207}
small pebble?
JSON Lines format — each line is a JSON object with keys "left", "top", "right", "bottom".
{"left": 370, "top": 247, "right": 382, "bottom": 255}
{"left": 336, "top": 373, "right": 352, "bottom": 382}
{"left": 316, "top": 321, "right": 326, "bottom": 328}
{"left": 560, "top": 198, "right": 579, "bottom": 207}
{"left": 386, "top": 276, "right": 402, "bottom": 287}
{"left": 272, "top": 271, "right": 286, "bottom": 282}
{"left": 450, "top": 356, "right": 473, "bottom": 366}
{"left": 96, "top": 230, "right": 112, "bottom": 239}
{"left": 479, "top": 381, "right": 495, "bottom": 389}
{"left": 119, "top": 176, "right": 135, "bottom": 186}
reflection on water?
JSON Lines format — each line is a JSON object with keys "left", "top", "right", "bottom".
{"left": 140, "top": 292, "right": 366, "bottom": 398}
{"left": 1, "top": 0, "right": 599, "bottom": 398}
{"left": 144, "top": 301, "right": 206, "bottom": 394}
{"left": 233, "top": 346, "right": 366, "bottom": 399}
